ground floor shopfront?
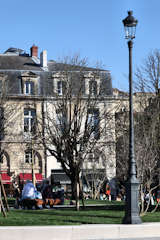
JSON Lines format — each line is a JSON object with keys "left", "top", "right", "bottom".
{"left": 1, "top": 171, "right": 43, "bottom": 196}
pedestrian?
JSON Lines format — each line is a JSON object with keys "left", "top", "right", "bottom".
{"left": 14, "top": 186, "right": 21, "bottom": 209}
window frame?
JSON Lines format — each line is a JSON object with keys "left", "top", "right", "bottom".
{"left": 88, "top": 108, "right": 100, "bottom": 139}
{"left": 56, "top": 110, "right": 67, "bottom": 133}
{"left": 0, "top": 152, "right": 3, "bottom": 163}
{"left": 57, "top": 81, "right": 63, "bottom": 95}
{"left": 24, "top": 81, "right": 34, "bottom": 95}
{"left": 24, "top": 108, "right": 36, "bottom": 133}
{"left": 57, "top": 80, "right": 67, "bottom": 96}
{"left": 25, "top": 149, "right": 32, "bottom": 164}
{"left": 89, "top": 80, "right": 97, "bottom": 96}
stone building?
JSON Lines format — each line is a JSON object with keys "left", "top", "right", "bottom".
{"left": 0, "top": 45, "right": 118, "bottom": 193}
{"left": 0, "top": 46, "right": 46, "bottom": 191}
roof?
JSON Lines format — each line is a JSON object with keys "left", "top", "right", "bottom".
{"left": 0, "top": 55, "right": 42, "bottom": 71}
{"left": 4, "top": 48, "right": 24, "bottom": 54}
{"left": 0, "top": 54, "right": 107, "bottom": 73}
{"left": 48, "top": 61, "right": 107, "bottom": 72}
{"left": 0, "top": 49, "right": 113, "bottom": 97}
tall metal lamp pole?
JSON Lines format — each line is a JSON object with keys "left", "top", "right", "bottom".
{"left": 122, "top": 11, "right": 142, "bottom": 224}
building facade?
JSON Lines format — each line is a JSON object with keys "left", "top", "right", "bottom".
{"left": 0, "top": 45, "right": 119, "bottom": 193}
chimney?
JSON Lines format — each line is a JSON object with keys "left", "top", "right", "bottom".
{"left": 30, "top": 45, "right": 38, "bottom": 58}
{"left": 40, "top": 50, "right": 47, "bottom": 68}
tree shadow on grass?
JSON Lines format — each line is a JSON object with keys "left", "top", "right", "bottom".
{"left": 17, "top": 210, "right": 122, "bottom": 219}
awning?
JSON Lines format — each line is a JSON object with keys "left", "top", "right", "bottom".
{"left": 35, "top": 173, "right": 43, "bottom": 182}
{"left": 19, "top": 173, "right": 43, "bottom": 183}
{"left": 1, "top": 173, "right": 11, "bottom": 184}
{"left": 19, "top": 173, "right": 32, "bottom": 181}
{"left": 51, "top": 170, "right": 71, "bottom": 184}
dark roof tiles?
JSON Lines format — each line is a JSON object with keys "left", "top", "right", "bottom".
{"left": 0, "top": 55, "right": 42, "bottom": 71}
{"left": 48, "top": 61, "right": 106, "bottom": 72}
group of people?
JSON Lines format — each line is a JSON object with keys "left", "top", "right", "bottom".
{"left": 99, "top": 180, "right": 126, "bottom": 201}
{"left": 143, "top": 190, "right": 160, "bottom": 206}
{"left": 14, "top": 180, "right": 62, "bottom": 209}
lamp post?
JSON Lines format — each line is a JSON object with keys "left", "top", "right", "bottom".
{"left": 122, "top": 11, "right": 142, "bottom": 224}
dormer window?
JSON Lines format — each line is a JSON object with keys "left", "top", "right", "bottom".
{"left": 21, "top": 72, "right": 37, "bottom": 95}
{"left": 24, "top": 81, "right": 34, "bottom": 95}
{"left": 89, "top": 80, "right": 97, "bottom": 95}
{"left": 57, "top": 81, "right": 66, "bottom": 96}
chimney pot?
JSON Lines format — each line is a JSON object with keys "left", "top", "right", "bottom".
{"left": 30, "top": 45, "right": 38, "bottom": 57}
{"left": 40, "top": 50, "right": 47, "bottom": 68}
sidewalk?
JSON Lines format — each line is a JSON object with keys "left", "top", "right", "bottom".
{"left": 0, "top": 223, "right": 160, "bottom": 240}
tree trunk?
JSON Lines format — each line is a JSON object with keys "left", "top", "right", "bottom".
{"left": 76, "top": 181, "right": 80, "bottom": 211}
{"left": 79, "top": 178, "right": 85, "bottom": 209}
{"left": 71, "top": 177, "right": 77, "bottom": 200}
{"left": 140, "top": 184, "right": 144, "bottom": 214}
{"left": 70, "top": 172, "right": 81, "bottom": 211}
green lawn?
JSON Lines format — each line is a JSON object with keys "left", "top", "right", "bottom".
{"left": 0, "top": 199, "right": 159, "bottom": 226}
{"left": 0, "top": 207, "right": 160, "bottom": 226}
{"left": 142, "top": 211, "right": 160, "bottom": 223}
{"left": 0, "top": 209, "right": 125, "bottom": 226}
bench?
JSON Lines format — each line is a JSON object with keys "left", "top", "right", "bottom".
{"left": 21, "top": 199, "right": 44, "bottom": 209}
{"left": 21, "top": 198, "right": 62, "bottom": 209}
{"left": 45, "top": 198, "right": 61, "bottom": 207}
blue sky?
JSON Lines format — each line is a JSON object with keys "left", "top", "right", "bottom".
{"left": 0, "top": 0, "right": 160, "bottom": 91}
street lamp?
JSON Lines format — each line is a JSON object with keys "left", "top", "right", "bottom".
{"left": 122, "top": 11, "right": 142, "bottom": 224}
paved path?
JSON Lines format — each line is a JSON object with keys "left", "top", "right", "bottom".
{"left": 94, "top": 238, "right": 160, "bottom": 240}
{"left": 0, "top": 224, "right": 160, "bottom": 240}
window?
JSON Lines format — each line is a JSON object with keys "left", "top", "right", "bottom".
{"left": 89, "top": 80, "right": 97, "bottom": 95}
{"left": 88, "top": 109, "right": 100, "bottom": 139}
{"left": 0, "top": 107, "right": 4, "bottom": 140}
{"left": 25, "top": 150, "right": 32, "bottom": 163}
{"left": 57, "top": 81, "right": 66, "bottom": 95}
{"left": 56, "top": 110, "right": 67, "bottom": 133}
{"left": 24, "top": 81, "right": 34, "bottom": 95}
{"left": 88, "top": 153, "right": 94, "bottom": 162}
{"left": 0, "top": 152, "right": 3, "bottom": 163}
{"left": 24, "top": 109, "right": 36, "bottom": 133}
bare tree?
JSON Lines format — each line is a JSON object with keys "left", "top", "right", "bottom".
{"left": 133, "top": 49, "right": 160, "bottom": 214}
{"left": 116, "top": 95, "right": 160, "bottom": 215}
{"left": 0, "top": 76, "right": 21, "bottom": 215}
{"left": 135, "top": 49, "right": 160, "bottom": 93}
{"left": 83, "top": 148, "right": 108, "bottom": 200}
{"left": 39, "top": 56, "right": 117, "bottom": 210}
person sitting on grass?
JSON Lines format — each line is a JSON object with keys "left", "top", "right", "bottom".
{"left": 21, "top": 180, "right": 36, "bottom": 200}
{"left": 42, "top": 180, "right": 52, "bottom": 200}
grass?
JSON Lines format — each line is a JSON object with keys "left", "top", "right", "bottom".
{"left": 81, "top": 199, "right": 124, "bottom": 205}
{"left": 142, "top": 211, "right": 160, "bottom": 223}
{"left": 0, "top": 208, "right": 125, "bottom": 226}
{"left": 0, "top": 207, "right": 160, "bottom": 226}
{"left": 0, "top": 199, "right": 159, "bottom": 226}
